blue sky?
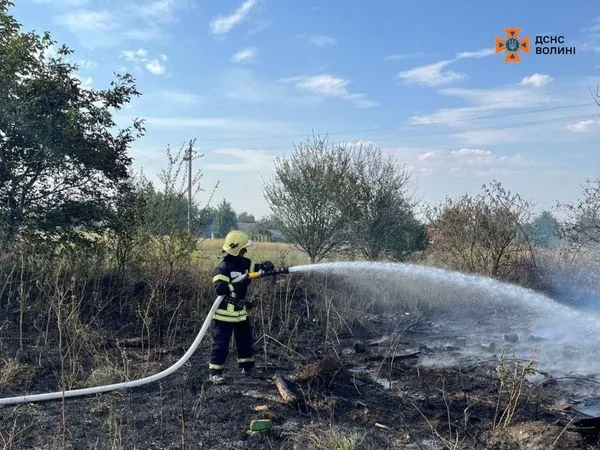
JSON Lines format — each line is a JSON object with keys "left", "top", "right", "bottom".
{"left": 11, "top": 0, "right": 600, "bottom": 219}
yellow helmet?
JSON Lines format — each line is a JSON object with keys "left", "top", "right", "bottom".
{"left": 222, "top": 230, "right": 253, "bottom": 256}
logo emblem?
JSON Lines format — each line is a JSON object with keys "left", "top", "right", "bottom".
{"left": 496, "top": 28, "right": 530, "bottom": 62}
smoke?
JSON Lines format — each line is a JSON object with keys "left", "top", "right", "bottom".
{"left": 291, "top": 261, "right": 600, "bottom": 381}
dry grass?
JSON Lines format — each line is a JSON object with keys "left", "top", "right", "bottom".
{"left": 0, "top": 358, "right": 35, "bottom": 390}
{"left": 85, "top": 358, "right": 130, "bottom": 388}
{"left": 493, "top": 349, "right": 541, "bottom": 430}
{"left": 292, "top": 424, "right": 363, "bottom": 450}
{"left": 194, "top": 239, "right": 309, "bottom": 268}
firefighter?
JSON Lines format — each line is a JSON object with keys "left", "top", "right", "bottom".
{"left": 208, "top": 230, "right": 275, "bottom": 384}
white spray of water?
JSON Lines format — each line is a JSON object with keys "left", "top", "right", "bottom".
{"left": 289, "top": 261, "right": 600, "bottom": 379}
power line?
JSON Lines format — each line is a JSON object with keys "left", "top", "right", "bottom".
{"left": 191, "top": 102, "right": 596, "bottom": 143}
{"left": 131, "top": 110, "right": 599, "bottom": 161}
{"left": 197, "top": 113, "right": 600, "bottom": 152}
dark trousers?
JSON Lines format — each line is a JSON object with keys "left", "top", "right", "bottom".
{"left": 209, "top": 319, "right": 254, "bottom": 373}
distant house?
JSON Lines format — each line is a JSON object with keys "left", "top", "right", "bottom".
{"left": 237, "top": 222, "right": 285, "bottom": 242}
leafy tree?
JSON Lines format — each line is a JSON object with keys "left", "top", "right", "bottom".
{"left": 527, "top": 210, "right": 560, "bottom": 248}
{"left": 264, "top": 134, "right": 356, "bottom": 263}
{"left": 0, "top": 1, "right": 144, "bottom": 250}
{"left": 110, "top": 143, "right": 211, "bottom": 347}
{"left": 106, "top": 142, "right": 217, "bottom": 275}
{"left": 238, "top": 211, "right": 256, "bottom": 223}
{"left": 426, "top": 180, "right": 534, "bottom": 277}
{"left": 213, "top": 200, "right": 238, "bottom": 238}
{"left": 199, "top": 206, "right": 217, "bottom": 236}
{"left": 344, "top": 142, "right": 427, "bottom": 260}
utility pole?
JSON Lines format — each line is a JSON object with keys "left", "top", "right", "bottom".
{"left": 185, "top": 139, "right": 195, "bottom": 234}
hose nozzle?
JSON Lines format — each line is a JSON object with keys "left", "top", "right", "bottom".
{"left": 248, "top": 266, "right": 290, "bottom": 279}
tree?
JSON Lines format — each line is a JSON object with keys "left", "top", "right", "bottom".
{"left": 426, "top": 181, "right": 534, "bottom": 277}
{"left": 238, "top": 212, "right": 256, "bottom": 223}
{"left": 344, "top": 142, "right": 427, "bottom": 260}
{"left": 527, "top": 210, "right": 560, "bottom": 248}
{"left": 264, "top": 134, "right": 356, "bottom": 263}
{"left": 0, "top": 1, "right": 144, "bottom": 250}
{"left": 106, "top": 177, "right": 151, "bottom": 274}
{"left": 198, "top": 206, "right": 217, "bottom": 236}
{"left": 558, "top": 178, "right": 600, "bottom": 247}
{"left": 213, "top": 200, "right": 238, "bottom": 238}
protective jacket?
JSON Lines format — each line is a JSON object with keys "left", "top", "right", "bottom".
{"left": 212, "top": 253, "right": 252, "bottom": 322}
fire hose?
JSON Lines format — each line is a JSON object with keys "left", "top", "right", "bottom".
{"left": 0, "top": 267, "right": 289, "bottom": 406}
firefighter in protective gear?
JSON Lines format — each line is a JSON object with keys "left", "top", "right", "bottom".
{"left": 208, "top": 230, "right": 274, "bottom": 384}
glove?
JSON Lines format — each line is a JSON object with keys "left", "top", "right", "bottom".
{"left": 243, "top": 299, "right": 255, "bottom": 310}
{"left": 259, "top": 261, "right": 275, "bottom": 272}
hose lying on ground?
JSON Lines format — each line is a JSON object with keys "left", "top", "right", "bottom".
{"left": 0, "top": 294, "right": 225, "bottom": 406}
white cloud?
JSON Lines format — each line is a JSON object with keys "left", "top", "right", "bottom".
{"left": 205, "top": 148, "right": 274, "bottom": 172}
{"left": 145, "top": 117, "right": 235, "bottom": 128}
{"left": 386, "top": 146, "right": 536, "bottom": 179}
{"left": 520, "top": 73, "right": 553, "bottom": 88}
{"left": 307, "top": 35, "right": 336, "bottom": 47}
{"left": 566, "top": 119, "right": 600, "bottom": 133}
{"left": 120, "top": 48, "right": 167, "bottom": 75}
{"left": 418, "top": 150, "right": 439, "bottom": 161}
{"left": 51, "top": 1, "right": 187, "bottom": 48}
{"left": 135, "top": 0, "right": 181, "bottom": 23}
{"left": 455, "top": 48, "right": 495, "bottom": 59}
{"left": 120, "top": 48, "right": 148, "bottom": 62}
{"left": 408, "top": 86, "right": 552, "bottom": 125}
{"left": 452, "top": 130, "right": 522, "bottom": 146}
{"left": 451, "top": 148, "right": 492, "bottom": 158}
{"left": 397, "top": 60, "right": 464, "bottom": 87}
{"left": 138, "top": 115, "right": 292, "bottom": 132}
{"left": 281, "top": 74, "right": 377, "bottom": 108}
{"left": 146, "top": 59, "right": 166, "bottom": 75}
{"left": 384, "top": 53, "right": 424, "bottom": 61}
{"left": 232, "top": 47, "right": 258, "bottom": 64}
{"left": 55, "top": 9, "right": 116, "bottom": 34}
{"left": 397, "top": 48, "right": 494, "bottom": 87}
{"left": 441, "top": 86, "right": 550, "bottom": 108}
{"left": 449, "top": 148, "right": 515, "bottom": 165}
{"left": 77, "top": 58, "right": 98, "bottom": 69}
{"left": 209, "top": 0, "right": 257, "bottom": 35}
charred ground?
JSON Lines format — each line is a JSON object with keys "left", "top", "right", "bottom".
{"left": 1, "top": 265, "right": 599, "bottom": 450}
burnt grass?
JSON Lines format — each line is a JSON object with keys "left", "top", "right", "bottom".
{"left": 1, "top": 273, "right": 600, "bottom": 449}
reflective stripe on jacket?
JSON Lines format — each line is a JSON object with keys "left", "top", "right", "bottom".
{"left": 212, "top": 253, "right": 252, "bottom": 322}
{"left": 213, "top": 295, "right": 247, "bottom": 322}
